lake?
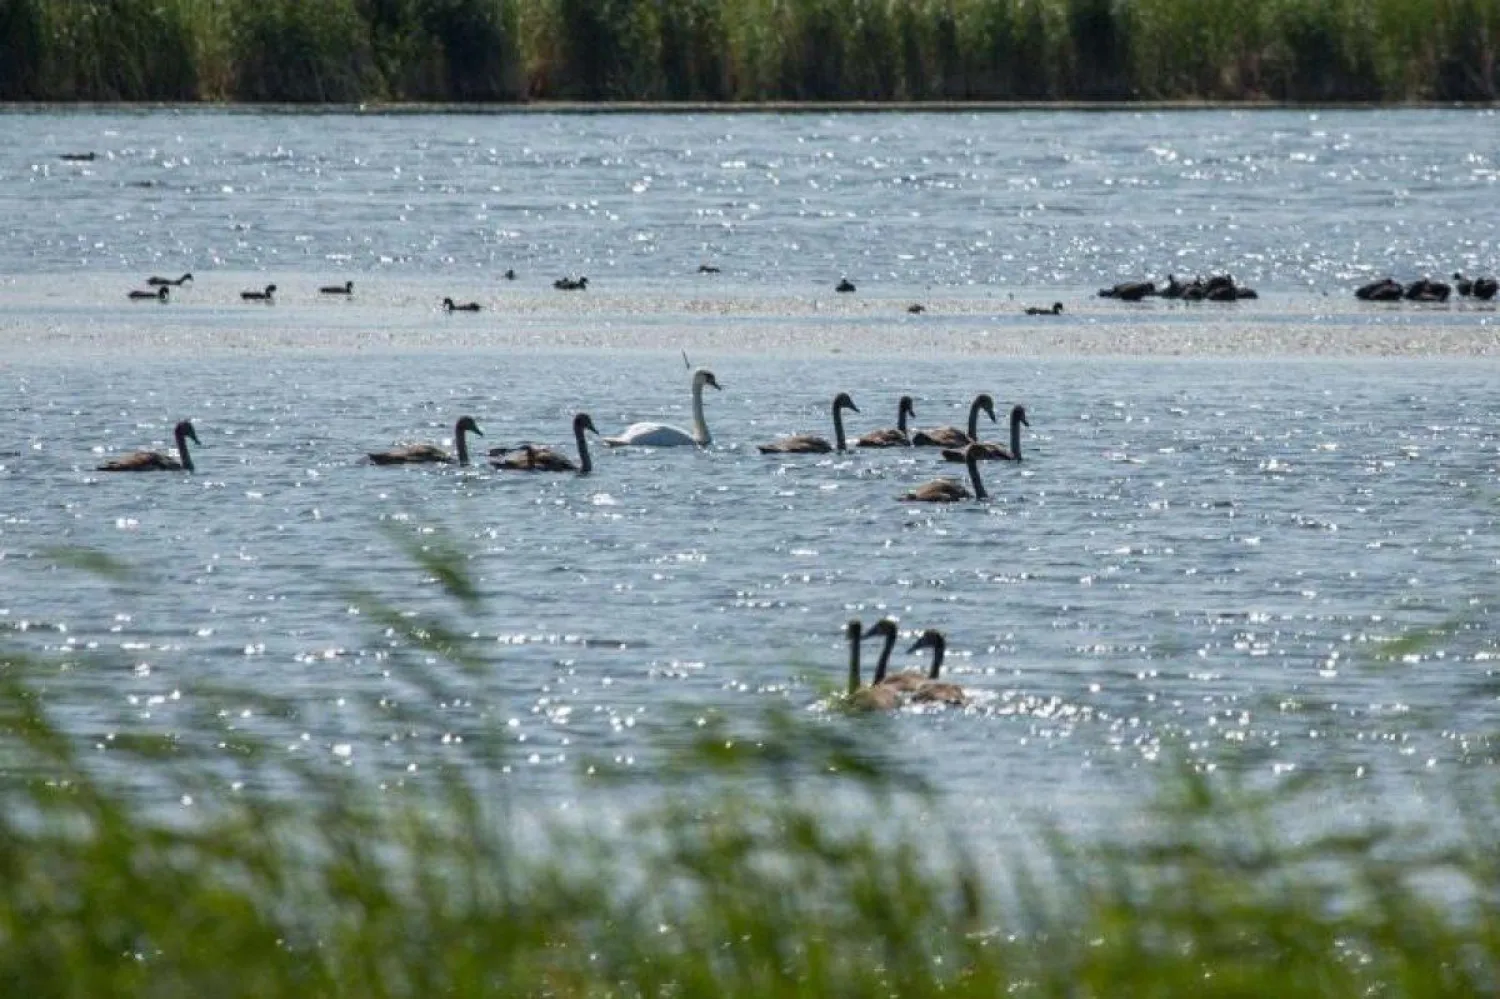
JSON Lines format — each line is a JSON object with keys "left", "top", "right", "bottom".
{"left": 1, "top": 109, "right": 1497, "bottom": 837}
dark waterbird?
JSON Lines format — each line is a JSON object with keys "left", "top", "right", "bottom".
{"left": 759, "top": 393, "right": 860, "bottom": 454}
{"left": 942, "top": 404, "right": 1028, "bottom": 462}
{"left": 241, "top": 284, "right": 276, "bottom": 302}
{"left": 862, "top": 618, "right": 925, "bottom": 692}
{"left": 1025, "top": 302, "right": 1063, "bottom": 315}
{"left": 443, "top": 297, "right": 481, "bottom": 312}
{"left": 97, "top": 420, "right": 199, "bottom": 473}
{"left": 910, "top": 393, "right": 995, "bottom": 448}
{"left": 906, "top": 629, "right": 966, "bottom": 705}
{"left": 835, "top": 278, "right": 856, "bottom": 293}
{"left": 697, "top": 264, "right": 722, "bottom": 274}
{"left": 1454, "top": 272, "right": 1498, "bottom": 301}
{"left": 320, "top": 281, "right": 353, "bottom": 295}
{"left": 843, "top": 620, "right": 899, "bottom": 712}
{"left": 368, "top": 416, "right": 483, "bottom": 466}
{"left": 856, "top": 396, "right": 916, "bottom": 448}
{"left": 1404, "top": 277, "right": 1451, "bottom": 302}
{"left": 147, "top": 273, "right": 192, "bottom": 287}
{"left": 554, "top": 276, "right": 588, "bottom": 291}
{"left": 1098, "top": 280, "right": 1155, "bottom": 301}
{"left": 491, "top": 414, "right": 599, "bottom": 474}
{"left": 900, "top": 444, "right": 988, "bottom": 502}
{"left": 1355, "top": 277, "right": 1403, "bottom": 301}
{"left": 128, "top": 287, "right": 169, "bottom": 301}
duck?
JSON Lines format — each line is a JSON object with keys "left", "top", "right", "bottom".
{"left": 1455, "top": 272, "right": 1498, "bottom": 301}
{"left": 1404, "top": 277, "right": 1451, "bottom": 302}
{"left": 906, "top": 629, "right": 966, "bottom": 705}
{"left": 320, "top": 281, "right": 353, "bottom": 295}
{"left": 128, "top": 286, "right": 169, "bottom": 301}
{"left": 843, "top": 619, "right": 900, "bottom": 712}
{"left": 443, "top": 297, "right": 481, "bottom": 312}
{"left": 503, "top": 268, "right": 517, "bottom": 280}
{"left": 147, "top": 273, "right": 192, "bottom": 287}
{"left": 697, "top": 264, "right": 722, "bottom": 274}
{"left": 862, "top": 618, "right": 926, "bottom": 692}
{"left": 241, "top": 284, "right": 276, "bottom": 302}
{"left": 604, "top": 368, "right": 721, "bottom": 447}
{"left": 907, "top": 303, "right": 926, "bottom": 314}
{"left": 900, "top": 444, "right": 987, "bottom": 502}
{"left": 367, "top": 415, "right": 483, "bottom": 466}
{"left": 856, "top": 396, "right": 916, "bottom": 448}
{"left": 554, "top": 276, "right": 588, "bottom": 291}
{"left": 1098, "top": 280, "right": 1155, "bottom": 301}
{"left": 97, "top": 420, "right": 199, "bottom": 472}
{"left": 492, "top": 413, "right": 598, "bottom": 474}
{"left": 835, "top": 278, "right": 856, "bottom": 293}
{"left": 1025, "top": 302, "right": 1063, "bottom": 316}
{"left": 1355, "top": 277, "right": 1403, "bottom": 302}
{"left": 910, "top": 392, "right": 995, "bottom": 448}
{"left": 758, "top": 392, "right": 859, "bottom": 454}
{"left": 942, "top": 404, "right": 1028, "bottom": 462}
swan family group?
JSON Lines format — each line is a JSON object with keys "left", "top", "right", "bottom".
{"left": 842, "top": 619, "right": 965, "bottom": 711}
{"left": 93, "top": 368, "right": 1030, "bottom": 711}
{"left": 95, "top": 367, "right": 1031, "bottom": 505}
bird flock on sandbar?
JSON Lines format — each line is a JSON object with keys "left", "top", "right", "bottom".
{"left": 123, "top": 271, "right": 590, "bottom": 311}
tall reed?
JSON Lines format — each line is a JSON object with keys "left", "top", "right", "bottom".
{"left": 3, "top": 536, "right": 1500, "bottom": 997}
{"left": 0, "top": 0, "right": 1496, "bottom": 103}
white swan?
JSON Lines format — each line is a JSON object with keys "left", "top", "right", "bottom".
{"left": 604, "top": 368, "right": 721, "bottom": 447}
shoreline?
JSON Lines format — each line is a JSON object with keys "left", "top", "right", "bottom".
{"left": 5, "top": 100, "right": 1499, "bottom": 115}
{"left": 5, "top": 316, "right": 1499, "bottom": 363}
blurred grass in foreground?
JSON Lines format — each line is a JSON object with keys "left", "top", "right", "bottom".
{"left": 2, "top": 534, "right": 1499, "bottom": 997}
{"left": 1, "top": 0, "right": 1497, "bottom": 102}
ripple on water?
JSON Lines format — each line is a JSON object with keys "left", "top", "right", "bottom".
{"left": 2, "top": 349, "right": 1500, "bottom": 826}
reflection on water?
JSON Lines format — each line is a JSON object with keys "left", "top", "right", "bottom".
{"left": 6, "top": 108, "right": 1498, "bottom": 290}
{"left": 2, "top": 352, "right": 1498, "bottom": 830}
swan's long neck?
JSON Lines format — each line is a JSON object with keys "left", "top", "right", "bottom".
{"left": 897, "top": 404, "right": 909, "bottom": 435}
{"left": 967, "top": 400, "right": 983, "bottom": 441}
{"left": 690, "top": 380, "right": 710, "bottom": 445}
{"left": 175, "top": 430, "right": 194, "bottom": 472}
{"left": 873, "top": 631, "right": 895, "bottom": 683}
{"left": 456, "top": 423, "right": 471, "bottom": 466}
{"left": 833, "top": 404, "right": 848, "bottom": 452}
{"left": 967, "top": 454, "right": 987, "bottom": 500}
{"left": 847, "top": 627, "right": 862, "bottom": 695}
{"left": 1010, "top": 413, "right": 1023, "bottom": 461}
{"left": 575, "top": 422, "right": 592, "bottom": 475}
{"left": 926, "top": 637, "right": 946, "bottom": 680}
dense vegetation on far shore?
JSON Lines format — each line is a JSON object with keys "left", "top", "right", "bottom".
{"left": 0, "top": 0, "right": 1496, "bottom": 105}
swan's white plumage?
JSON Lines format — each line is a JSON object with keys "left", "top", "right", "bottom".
{"left": 604, "top": 368, "right": 719, "bottom": 447}
{"left": 604, "top": 422, "right": 700, "bottom": 447}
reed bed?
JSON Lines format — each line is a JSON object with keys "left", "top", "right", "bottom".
{"left": 2, "top": 537, "right": 1500, "bottom": 996}
{"left": 1, "top": 0, "right": 1496, "bottom": 103}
